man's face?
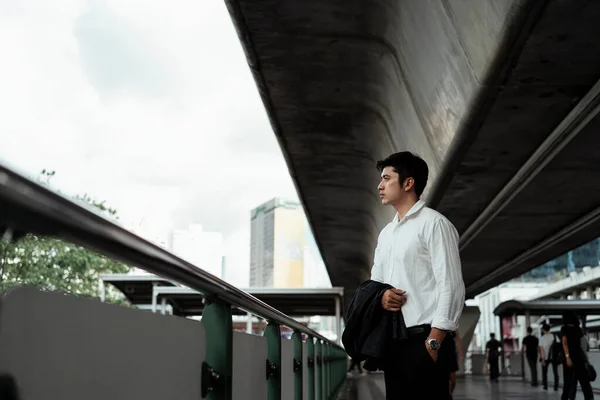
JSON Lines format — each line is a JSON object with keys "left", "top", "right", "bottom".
{"left": 377, "top": 166, "right": 404, "bottom": 206}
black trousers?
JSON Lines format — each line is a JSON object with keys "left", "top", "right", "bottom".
{"left": 542, "top": 359, "right": 559, "bottom": 390}
{"left": 527, "top": 357, "right": 538, "bottom": 385}
{"left": 562, "top": 363, "right": 594, "bottom": 400}
{"left": 383, "top": 330, "right": 455, "bottom": 399}
{"left": 488, "top": 357, "right": 500, "bottom": 380}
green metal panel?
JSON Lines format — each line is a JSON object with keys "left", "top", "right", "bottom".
{"left": 315, "top": 340, "right": 322, "bottom": 400}
{"left": 292, "top": 331, "right": 303, "bottom": 400}
{"left": 201, "top": 300, "right": 233, "bottom": 400}
{"left": 264, "top": 322, "right": 281, "bottom": 400}
{"left": 307, "top": 337, "right": 315, "bottom": 400}
{"left": 329, "top": 347, "right": 346, "bottom": 399}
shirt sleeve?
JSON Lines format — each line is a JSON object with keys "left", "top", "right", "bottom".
{"left": 427, "top": 217, "right": 466, "bottom": 331}
{"left": 370, "top": 236, "right": 383, "bottom": 282}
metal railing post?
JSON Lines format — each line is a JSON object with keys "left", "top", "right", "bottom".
{"left": 265, "top": 322, "right": 281, "bottom": 400}
{"left": 307, "top": 337, "right": 315, "bottom": 400}
{"left": 315, "top": 340, "right": 323, "bottom": 400}
{"left": 325, "top": 343, "right": 331, "bottom": 398}
{"left": 292, "top": 331, "right": 303, "bottom": 400}
{"left": 201, "top": 300, "right": 233, "bottom": 400}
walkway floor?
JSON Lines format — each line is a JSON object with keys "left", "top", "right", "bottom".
{"left": 340, "top": 373, "right": 581, "bottom": 399}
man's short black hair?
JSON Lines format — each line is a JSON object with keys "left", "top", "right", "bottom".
{"left": 490, "top": 333, "right": 495, "bottom": 338}
{"left": 376, "top": 151, "right": 429, "bottom": 197}
{"left": 527, "top": 326, "right": 533, "bottom": 334}
{"left": 563, "top": 311, "right": 580, "bottom": 326}
{"left": 542, "top": 324, "right": 551, "bottom": 332}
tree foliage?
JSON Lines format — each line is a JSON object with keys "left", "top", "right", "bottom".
{"left": 0, "top": 170, "right": 130, "bottom": 302}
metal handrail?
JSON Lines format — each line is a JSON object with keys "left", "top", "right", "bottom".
{"left": 0, "top": 163, "right": 341, "bottom": 347}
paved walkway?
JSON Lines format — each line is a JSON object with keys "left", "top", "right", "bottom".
{"left": 340, "top": 373, "right": 585, "bottom": 399}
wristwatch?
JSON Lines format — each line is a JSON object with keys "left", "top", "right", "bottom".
{"left": 426, "top": 338, "right": 441, "bottom": 351}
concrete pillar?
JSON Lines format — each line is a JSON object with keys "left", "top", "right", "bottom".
{"left": 99, "top": 280, "right": 106, "bottom": 302}
{"left": 246, "top": 312, "right": 253, "bottom": 334}
{"left": 151, "top": 286, "right": 157, "bottom": 313}
{"left": 573, "top": 290, "right": 579, "bottom": 299}
{"left": 587, "top": 286, "right": 595, "bottom": 299}
{"left": 161, "top": 297, "right": 167, "bottom": 315}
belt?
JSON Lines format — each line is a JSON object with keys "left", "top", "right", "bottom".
{"left": 407, "top": 324, "right": 431, "bottom": 337}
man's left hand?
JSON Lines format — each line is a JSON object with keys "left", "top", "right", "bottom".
{"left": 425, "top": 341, "right": 438, "bottom": 363}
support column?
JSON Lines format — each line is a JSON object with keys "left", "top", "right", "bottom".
{"left": 151, "top": 285, "right": 157, "bottom": 313}
{"left": 99, "top": 280, "right": 106, "bottom": 302}
{"left": 201, "top": 300, "right": 233, "bottom": 400}
{"left": 334, "top": 296, "right": 341, "bottom": 345}
{"left": 587, "top": 286, "right": 594, "bottom": 299}
{"left": 246, "top": 312, "right": 253, "bottom": 334}
{"left": 292, "top": 331, "right": 303, "bottom": 400}
{"left": 264, "top": 322, "right": 281, "bottom": 400}
{"left": 161, "top": 297, "right": 167, "bottom": 315}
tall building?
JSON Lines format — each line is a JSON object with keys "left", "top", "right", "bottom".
{"left": 170, "top": 224, "right": 225, "bottom": 279}
{"left": 250, "top": 198, "right": 305, "bottom": 288}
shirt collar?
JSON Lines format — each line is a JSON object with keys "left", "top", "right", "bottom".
{"left": 392, "top": 199, "right": 426, "bottom": 224}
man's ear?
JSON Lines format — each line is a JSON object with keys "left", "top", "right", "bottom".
{"left": 404, "top": 177, "right": 414, "bottom": 192}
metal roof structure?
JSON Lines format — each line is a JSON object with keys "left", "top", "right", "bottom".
{"left": 100, "top": 274, "right": 344, "bottom": 317}
{"left": 494, "top": 299, "right": 600, "bottom": 317}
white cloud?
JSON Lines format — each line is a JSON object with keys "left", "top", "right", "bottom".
{"left": 0, "top": 0, "right": 301, "bottom": 287}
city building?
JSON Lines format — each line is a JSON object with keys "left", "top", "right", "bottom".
{"left": 170, "top": 224, "right": 225, "bottom": 279}
{"left": 250, "top": 198, "right": 305, "bottom": 288}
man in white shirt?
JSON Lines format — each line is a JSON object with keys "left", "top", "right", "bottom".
{"left": 371, "top": 151, "right": 466, "bottom": 399}
{"left": 539, "top": 324, "right": 559, "bottom": 391}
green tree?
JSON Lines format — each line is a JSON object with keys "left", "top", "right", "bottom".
{"left": 0, "top": 170, "right": 130, "bottom": 303}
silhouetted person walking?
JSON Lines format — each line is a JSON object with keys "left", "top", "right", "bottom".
{"left": 522, "top": 326, "right": 539, "bottom": 386}
{"left": 561, "top": 311, "right": 594, "bottom": 400}
{"left": 485, "top": 333, "right": 502, "bottom": 381}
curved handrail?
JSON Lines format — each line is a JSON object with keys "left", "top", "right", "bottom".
{"left": 0, "top": 163, "right": 342, "bottom": 348}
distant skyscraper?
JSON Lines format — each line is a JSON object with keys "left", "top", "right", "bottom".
{"left": 170, "top": 224, "right": 225, "bottom": 279}
{"left": 250, "top": 198, "right": 305, "bottom": 288}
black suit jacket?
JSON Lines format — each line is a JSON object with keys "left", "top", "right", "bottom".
{"left": 342, "top": 280, "right": 409, "bottom": 371}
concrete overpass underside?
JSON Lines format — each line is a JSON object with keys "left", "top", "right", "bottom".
{"left": 225, "top": 0, "right": 600, "bottom": 302}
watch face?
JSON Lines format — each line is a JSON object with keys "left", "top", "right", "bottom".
{"left": 428, "top": 339, "right": 440, "bottom": 349}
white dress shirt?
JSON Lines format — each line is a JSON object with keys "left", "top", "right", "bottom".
{"left": 370, "top": 200, "right": 465, "bottom": 331}
{"left": 540, "top": 333, "right": 554, "bottom": 360}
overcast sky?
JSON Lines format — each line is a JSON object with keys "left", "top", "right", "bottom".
{"left": 0, "top": 1, "right": 303, "bottom": 286}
